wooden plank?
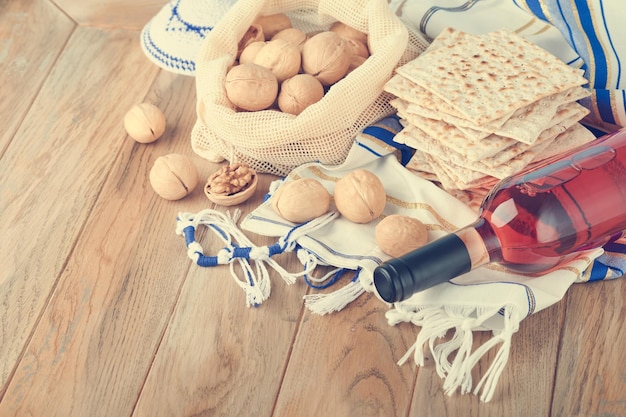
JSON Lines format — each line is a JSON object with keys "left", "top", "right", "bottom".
{"left": 53, "top": 0, "right": 167, "bottom": 29}
{"left": 551, "top": 279, "right": 626, "bottom": 417}
{"left": 0, "top": 26, "right": 159, "bottom": 399}
{"left": 0, "top": 69, "right": 191, "bottom": 416}
{"left": 0, "top": 3, "right": 622, "bottom": 417}
{"left": 132, "top": 179, "right": 309, "bottom": 417}
{"left": 273, "top": 292, "right": 418, "bottom": 417}
{"left": 0, "top": 0, "right": 74, "bottom": 156}
{"left": 408, "top": 304, "right": 566, "bottom": 416}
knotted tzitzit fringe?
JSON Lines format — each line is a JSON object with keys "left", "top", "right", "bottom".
{"left": 386, "top": 303, "right": 521, "bottom": 402}
{"left": 303, "top": 270, "right": 366, "bottom": 315}
{"left": 176, "top": 209, "right": 338, "bottom": 307}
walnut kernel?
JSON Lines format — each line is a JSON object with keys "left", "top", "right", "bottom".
{"left": 206, "top": 163, "right": 255, "bottom": 196}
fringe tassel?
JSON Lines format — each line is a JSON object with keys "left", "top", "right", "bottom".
{"left": 304, "top": 271, "right": 365, "bottom": 315}
{"left": 386, "top": 304, "right": 521, "bottom": 402}
{"left": 176, "top": 209, "right": 337, "bottom": 307}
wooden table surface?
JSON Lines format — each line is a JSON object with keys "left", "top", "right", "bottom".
{"left": 1, "top": 1, "right": 624, "bottom": 416}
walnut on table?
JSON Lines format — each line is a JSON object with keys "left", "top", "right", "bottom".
{"left": 204, "top": 163, "right": 258, "bottom": 206}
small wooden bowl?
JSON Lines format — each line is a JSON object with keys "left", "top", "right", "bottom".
{"left": 204, "top": 172, "right": 258, "bottom": 206}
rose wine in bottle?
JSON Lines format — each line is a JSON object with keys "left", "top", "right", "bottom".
{"left": 374, "top": 128, "right": 626, "bottom": 303}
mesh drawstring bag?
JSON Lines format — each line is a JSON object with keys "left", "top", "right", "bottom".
{"left": 191, "top": 0, "right": 429, "bottom": 176}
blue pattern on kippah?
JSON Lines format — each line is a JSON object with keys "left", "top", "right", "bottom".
{"left": 166, "top": 0, "right": 214, "bottom": 36}
{"left": 141, "top": 0, "right": 216, "bottom": 74}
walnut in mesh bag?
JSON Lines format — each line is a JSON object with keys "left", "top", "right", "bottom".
{"left": 191, "top": 0, "right": 429, "bottom": 176}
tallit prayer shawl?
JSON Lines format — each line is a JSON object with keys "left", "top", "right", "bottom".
{"left": 176, "top": 117, "right": 623, "bottom": 401}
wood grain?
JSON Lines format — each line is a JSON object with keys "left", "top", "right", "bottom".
{"left": 409, "top": 303, "right": 568, "bottom": 416}
{"left": 0, "top": 0, "right": 74, "bottom": 156}
{"left": 51, "top": 0, "right": 167, "bottom": 29}
{"left": 0, "top": 68, "right": 184, "bottom": 417}
{"left": 133, "top": 191, "right": 308, "bottom": 417}
{"left": 552, "top": 280, "right": 626, "bottom": 417}
{"left": 0, "top": 25, "right": 159, "bottom": 405}
{"left": 274, "top": 292, "right": 418, "bottom": 417}
{"left": 1, "top": 1, "right": 625, "bottom": 416}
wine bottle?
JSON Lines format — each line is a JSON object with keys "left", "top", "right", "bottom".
{"left": 374, "top": 127, "right": 626, "bottom": 303}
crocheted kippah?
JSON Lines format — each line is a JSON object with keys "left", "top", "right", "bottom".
{"left": 140, "top": 0, "right": 237, "bottom": 76}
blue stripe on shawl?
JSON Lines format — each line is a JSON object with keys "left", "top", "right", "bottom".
{"left": 362, "top": 124, "right": 414, "bottom": 166}
{"left": 596, "top": 89, "right": 616, "bottom": 125}
{"left": 589, "top": 259, "right": 609, "bottom": 281}
{"left": 599, "top": 1, "right": 622, "bottom": 88}
{"left": 603, "top": 240, "right": 626, "bottom": 253}
{"left": 521, "top": 0, "right": 549, "bottom": 22}
{"left": 573, "top": 0, "right": 608, "bottom": 87}
{"left": 555, "top": 0, "right": 578, "bottom": 50}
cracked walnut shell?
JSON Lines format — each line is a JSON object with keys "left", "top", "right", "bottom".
{"left": 204, "top": 163, "right": 258, "bottom": 206}
{"left": 253, "top": 13, "right": 292, "bottom": 39}
{"left": 237, "top": 24, "right": 265, "bottom": 58}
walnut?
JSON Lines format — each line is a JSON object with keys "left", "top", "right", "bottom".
{"left": 237, "top": 24, "right": 265, "bottom": 58}
{"left": 225, "top": 63, "right": 278, "bottom": 111}
{"left": 124, "top": 103, "right": 166, "bottom": 143}
{"left": 329, "top": 21, "right": 368, "bottom": 44}
{"left": 334, "top": 169, "right": 386, "bottom": 223}
{"left": 253, "top": 39, "right": 301, "bottom": 82}
{"left": 253, "top": 13, "right": 292, "bottom": 39}
{"left": 375, "top": 214, "right": 428, "bottom": 257}
{"left": 271, "top": 28, "right": 308, "bottom": 50}
{"left": 278, "top": 74, "right": 324, "bottom": 115}
{"left": 149, "top": 153, "right": 198, "bottom": 200}
{"left": 239, "top": 41, "right": 266, "bottom": 65}
{"left": 271, "top": 178, "right": 331, "bottom": 223}
{"left": 206, "top": 163, "right": 255, "bottom": 195}
{"left": 301, "top": 31, "right": 351, "bottom": 86}
{"left": 344, "top": 38, "right": 369, "bottom": 59}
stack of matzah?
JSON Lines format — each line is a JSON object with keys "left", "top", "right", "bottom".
{"left": 384, "top": 28, "right": 595, "bottom": 201}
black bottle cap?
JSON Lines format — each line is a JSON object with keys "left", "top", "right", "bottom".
{"left": 373, "top": 233, "right": 472, "bottom": 303}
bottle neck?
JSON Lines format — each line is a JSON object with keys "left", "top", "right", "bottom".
{"left": 454, "top": 217, "right": 503, "bottom": 269}
{"left": 373, "top": 217, "right": 505, "bottom": 303}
